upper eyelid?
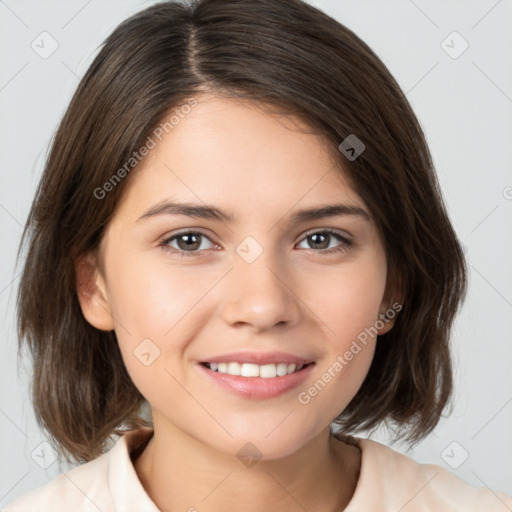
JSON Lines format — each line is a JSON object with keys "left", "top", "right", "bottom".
{"left": 162, "top": 228, "right": 218, "bottom": 244}
{"left": 299, "top": 227, "right": 352, "bottom": 241}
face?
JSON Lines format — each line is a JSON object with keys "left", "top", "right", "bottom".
{"left": 78, "top": 94, "right": 396, "bottom": 460}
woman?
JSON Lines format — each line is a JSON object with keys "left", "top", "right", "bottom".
{"left": 5, "top": 0, "right": 511, "bottom": 510}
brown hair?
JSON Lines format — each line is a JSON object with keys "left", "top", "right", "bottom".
{"left": 17, "top": 0, "right": 467, "bottom": 464}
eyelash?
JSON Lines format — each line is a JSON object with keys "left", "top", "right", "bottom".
{"left": 159, "top": 229, "right": 353, "bottom": 257}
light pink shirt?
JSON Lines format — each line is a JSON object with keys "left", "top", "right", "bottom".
{"left": 3, "top": 427, "right": 511, "bottom": 511}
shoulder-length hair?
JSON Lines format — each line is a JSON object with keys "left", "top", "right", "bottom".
{"left": 17, "top": 0, "right": 467, "bottom": 463}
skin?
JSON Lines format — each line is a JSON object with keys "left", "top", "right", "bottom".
{"left": 76, "top": 94, "right": 398, "bottom": 512}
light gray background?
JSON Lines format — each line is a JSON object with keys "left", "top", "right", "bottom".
{"left": 1, "top": 0, "right": 511, "bottom": 507}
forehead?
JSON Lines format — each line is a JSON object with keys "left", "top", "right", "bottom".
{"left": 117, "top": 94, "right": 365, "bottom": 217}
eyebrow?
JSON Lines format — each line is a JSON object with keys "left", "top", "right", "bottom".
{"left": 136, "top": 201, "right": 371, "bottom": 224}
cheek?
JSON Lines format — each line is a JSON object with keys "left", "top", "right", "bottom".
{"left": 300, "top": 257, "right": 387, "bottom": 344}
{"left": 106, "top": 252, "right": 220, "bottom": 339}
{"left": 291, "top": 257, "right": 386, "bottom": 416}
{"left": 103, "top": 253, "right": 225, "bottom": 391}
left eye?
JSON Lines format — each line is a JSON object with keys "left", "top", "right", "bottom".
{"left": 296, "top": 230, "right": 352, "bottom": 253}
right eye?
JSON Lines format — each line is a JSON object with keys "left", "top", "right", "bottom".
{"left": 160, "top": 231, "right": 220, "bottom": 256}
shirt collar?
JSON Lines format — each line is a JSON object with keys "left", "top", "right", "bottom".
{"left": 108, "top": 426, "right": 159, "bottom": 512}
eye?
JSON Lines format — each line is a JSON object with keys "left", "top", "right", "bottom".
{"left": 296, "top": 230, "right": 352, "bottom": 254}
{"left": 160, "top": 231, "right": 218, "bottom": 255}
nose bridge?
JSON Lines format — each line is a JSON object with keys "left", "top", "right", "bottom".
{"left": 220, "top": 235, "right": 300, "bottom": 329}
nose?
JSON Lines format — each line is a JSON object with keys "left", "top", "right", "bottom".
{"left": 220, "top": 248, "right": 301, "bottom": 331}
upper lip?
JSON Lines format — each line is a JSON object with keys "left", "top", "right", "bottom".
{"left": 200, "top": 351, "right": 314, "bottom": 366}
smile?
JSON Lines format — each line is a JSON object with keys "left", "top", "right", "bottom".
{"left": 202, "top": 361, "right": 308, "bottom": 378}
{"left": 198, "top": 362, "right": 315, "bottom": 399}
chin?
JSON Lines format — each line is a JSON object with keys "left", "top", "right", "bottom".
{"left": 221, "top": 427, "right": 314, "bottom": 463}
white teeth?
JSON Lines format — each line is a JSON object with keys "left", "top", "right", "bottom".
{"left": 227, "top": 362, "right": 241, "bottom": 376}
{"left": 241, "top": 363, "right": 260, "bottom": 377}
{"left": 207, "top": 362, "right": 304, "bottom": 377}
{"left": 259, "top": 364, "right": 277, "bottom": 378}
{"left": 276, "top": 363, "right": 289, "bottom": 376}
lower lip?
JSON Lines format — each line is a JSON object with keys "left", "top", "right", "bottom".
{"left": 197, "top": 363, "right": 315, "bottom": 399}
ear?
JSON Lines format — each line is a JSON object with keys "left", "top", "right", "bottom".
{"left": 74, "top": 252, "right": 115, "bottom": 331}
{"left": 376, "top": 281, "right": 404, "bottom": 336}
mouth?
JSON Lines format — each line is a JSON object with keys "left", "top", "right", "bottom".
{"left": 200, "top": 361, "right": 313, "bottom": 378}
{"left": 197, "top": 361, "right": 316, "bottom": 400}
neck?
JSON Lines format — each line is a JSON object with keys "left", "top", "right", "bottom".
{"left": 133, "top": 415, "right": 361, "bottom": 512}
